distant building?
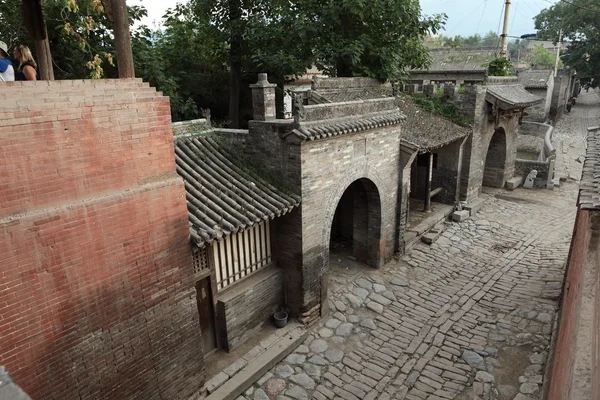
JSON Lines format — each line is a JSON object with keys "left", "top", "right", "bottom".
{"left": 518, "top": 69, "right": 554, "bottom": 122}
{"left": 410, "top": 47, "right": 496, "bottom": 85}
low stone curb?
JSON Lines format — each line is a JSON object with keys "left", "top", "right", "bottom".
{"left": 206, "top": 327, "right": 307, "bottom": 400}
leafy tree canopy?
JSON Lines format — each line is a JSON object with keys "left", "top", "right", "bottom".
{"left": 535, "top": 0, "right": 600, "bottom": 81}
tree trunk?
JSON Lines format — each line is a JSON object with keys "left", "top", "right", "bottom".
{"left": 112, "top": 0, "right": 135, "bottom": 78}
{"left": 228, "top": 0, "right": 242, "bottom": 128}
{"left": 35, "top": 30, "right": 54, "bottom": 80}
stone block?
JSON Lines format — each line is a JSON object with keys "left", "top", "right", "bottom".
{"left": 506, "top": 176, "right": 523, "bottom": 190}
{"left": 421, "top": 231, "right": 441, "bottom": 245}
{"left": 452, "top": 210, "right": 470, "bottom": 222}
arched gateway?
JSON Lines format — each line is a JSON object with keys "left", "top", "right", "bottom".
{"left": 328, "top": 178, "right": 382, "bottom": 268}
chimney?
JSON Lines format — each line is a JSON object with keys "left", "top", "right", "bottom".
{"left": 250, "top": 73, "right": 277, "bottom": 121}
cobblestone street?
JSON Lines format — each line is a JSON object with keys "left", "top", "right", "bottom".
{"left": 240, "top": 91, "right": 599, "bottom": 400}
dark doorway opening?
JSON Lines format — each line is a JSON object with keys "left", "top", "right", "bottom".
{"left": 196, "top": 277, "right": 217, "bottom": 355}
{"left": 483, "top": 128, "right": 508, "bottom": 187}
{"left": 329, "top": 179, "right": 382, "bottom": 270}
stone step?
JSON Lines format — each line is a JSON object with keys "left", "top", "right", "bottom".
{"left": 505, "top": 176, "right": 523, "bottom": 190}
{"left": 464, "top": 197, "right": 487, "bottom": 217}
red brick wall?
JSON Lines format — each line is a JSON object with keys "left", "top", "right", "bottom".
{"left": 545, "top": 208, "right": 589, "bottom": 399}
{"left": 0, "top": 80, "right": 204, "bottom": 399}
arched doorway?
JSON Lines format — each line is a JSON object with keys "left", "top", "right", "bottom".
{"left": 329, "top": 179, "right": 382, "bottom": 268}
{"left": 483, "top": 128, "right": 507, "bottom": 188}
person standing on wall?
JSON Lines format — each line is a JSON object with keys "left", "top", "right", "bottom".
{"left": 0, "top": 41, "right": 15, "bottom": 81}
{"left": 13, "top": 45, "right": 38, "bottom": 81}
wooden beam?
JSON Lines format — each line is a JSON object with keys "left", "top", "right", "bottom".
{"left": 111, "top": 0, "right": 135, "bottom": 78}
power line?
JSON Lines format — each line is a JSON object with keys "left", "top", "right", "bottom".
{"left": 542, "top": 0, "right": 600, "bottom": 14}
{"left": 509, "top": 0, "right": 519, "bottom": 35}
{"left": 475, "top": 0, "right": 489, "bottom": 36}
{"left": 443, "top": 0, "right": 489, "bottom": 35}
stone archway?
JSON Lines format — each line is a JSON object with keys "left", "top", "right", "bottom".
{"left": 483, "top": 128, "right": 508, "bottom": 188}
{"left": 328, "top": 178, "right": 382, "bottom": 268}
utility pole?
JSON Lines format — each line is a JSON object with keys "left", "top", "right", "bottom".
{"left": 499, "top": 0, "right": 511, "bottom": 58}
{"left": 554, "top": 29, "right": 562, "bottom": 77}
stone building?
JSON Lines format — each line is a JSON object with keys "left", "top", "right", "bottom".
{"left": 544, "top": 127, "right": 600, "bottom": 399}
{"left": 518, "top": 69, "right": 554, "bottom": 122}
{"left": 218, "top": 75, "right": 478, "bottom": 323}
{"left": 410, "top": 47, "right": 495, "bottom": 85}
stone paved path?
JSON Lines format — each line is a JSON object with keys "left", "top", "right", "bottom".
{"left": 241, "top": 91, "right": 597, "bottom": 400}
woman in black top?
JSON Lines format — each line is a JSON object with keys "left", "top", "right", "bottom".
{"left": 13, "top": 45, "right": 38, "bottom": 81}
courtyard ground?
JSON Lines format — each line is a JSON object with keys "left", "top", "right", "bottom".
{"left": 238, "top": 90, "right": 599, "bottom": 400}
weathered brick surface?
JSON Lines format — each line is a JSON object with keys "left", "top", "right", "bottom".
{"left": 0, "top": 80, "right": 204, "bottom": 399}
{"left": 298, "top": 127, "right": 401, "bottom": 314}
{"left": 217, "top": 267, "right": 283, "bottom": 350}
{"left": 544, "top": 209, "right": 590, "bottom": 399}
{"left": 460, "top": 86, "right": 519, "bottom": 201}
{"left": 525, "top": 87, "right": 552, "bottom": 122}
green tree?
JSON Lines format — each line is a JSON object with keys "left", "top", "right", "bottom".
{"left": 0, "top": 0, "right": 146, "bottom": 79}
{"left": 535, "top": 0, "right": 600, "bottom": 82}
{"left": 529, "top": 44, "right": 560, "bottom": 70}
{"left": 296, "top": 0, "right": 446, "bottom": 81}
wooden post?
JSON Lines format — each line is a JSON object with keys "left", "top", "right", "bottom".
{"left": 111, "top": 0, "right": 135, "bottom": 78}
{"left": 424, "top": 153, "right": 432, "bottom": 213}
{"left": 34, "top": 27, "right": 53, "bottom": 80}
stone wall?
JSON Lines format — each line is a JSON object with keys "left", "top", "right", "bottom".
{"left": 300, "top": 98, "right": 396, "bottom": 121}
{"left": 0, "top": 80, "right": 204, "bottom": 399}
{"left": 525, "top": 88, "right": 550, "bottom": 122}
{"left": 172, "top": 118, "right": 209, "bottom": 136}
{"left": 432, "top": 140, "right": 464, "bottom": 204}
{"left": 514, "top": 159, "right": 551, "bottom": 188}
{"left": 460, "top": 85, "right": 519, "bottom": 201}
{"left": 550, "top": 73, "right": 571, "bottom": 121}
{"left": 216, "top": 266, "right": 283, "bottom": 351}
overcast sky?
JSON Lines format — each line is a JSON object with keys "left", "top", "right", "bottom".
{"left": 136, "top": 0, "right": 553, "bottom": 37}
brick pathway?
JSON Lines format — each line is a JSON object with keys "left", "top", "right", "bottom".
{"left": 241, "top": 91, "right": 597, "bottom": 400}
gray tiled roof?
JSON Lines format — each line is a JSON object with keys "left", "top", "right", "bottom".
{"left": 580, "top": 130, "right": 600, "bottom": 210}
{"left": 486, "top": 85, "right": 544, "bottom": 109}
{"left": 518, "top": 70, "right": 552, "bottom": 89}
{"left": 288, "top": 110, "right": 405, "bottom": 141}
{"left": 175, "top": 136, "right": 300, "bottom": 246}
{"left": 397, "top": 97, "right": 471, "bottom": 151}
{"left": 414, "top": 48, "right": 495, "bottom": 72}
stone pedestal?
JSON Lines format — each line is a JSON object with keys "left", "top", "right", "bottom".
{"left": 250, "top": 73, "right": 277, "bottom": 121}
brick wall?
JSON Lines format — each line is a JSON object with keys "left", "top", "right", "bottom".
{"left": 544, "top": 209, "right": 594, "bottom": 399}
{"left": 216, "top": 267, "right": 283, "bottom": 351}
{"left": 297, "top": 126, "right": 401, "bottom": 316}
{"left": 0, "top": 79, "right": 204, "bottom": 399}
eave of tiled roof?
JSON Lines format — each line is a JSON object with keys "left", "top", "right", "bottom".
{"left": 486, "top": 85, "right": 544, "bottom": 109}
{"left": 397, "top": 97, "right": 471, "bottom": 152}
{"left": 175, "top": 135, "right": 300, "bottom": 246}
{"left": 287, "top": 110, "right": 405, "bottom": 141}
